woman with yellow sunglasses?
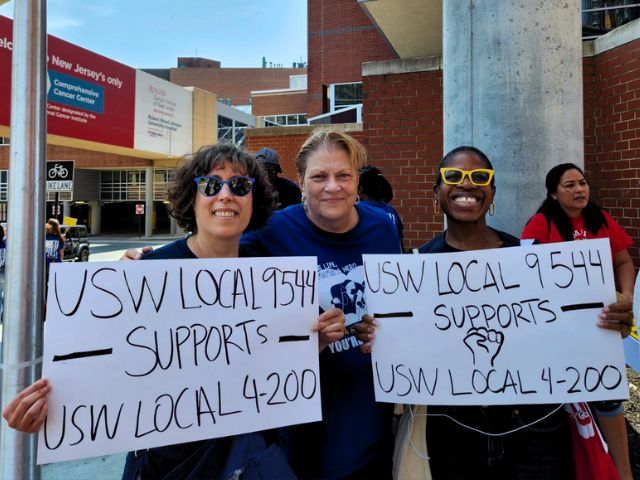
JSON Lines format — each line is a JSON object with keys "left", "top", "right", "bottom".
{"left": 358, "top": 146, "right": 633, "bottom": 478}
{"left": 422, "top": 146, "right": 508, "bottom": 252}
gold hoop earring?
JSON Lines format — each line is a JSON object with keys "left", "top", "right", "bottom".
{"left": 489, "top": 202, "right": 496, "bottom": 216}
{"left": 433, "top": 199, "right": 441, "bottom": 215}
{"left": 355, "top": 195, "right": 360, "bottom": 204}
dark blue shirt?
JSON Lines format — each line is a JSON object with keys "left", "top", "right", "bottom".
{"left": 242, "top": 203, "right": 402, "bottom": 479}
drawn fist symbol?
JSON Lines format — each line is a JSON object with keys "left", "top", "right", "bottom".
{"left": 463, "top": 327, "right": 504, "bottom": 367}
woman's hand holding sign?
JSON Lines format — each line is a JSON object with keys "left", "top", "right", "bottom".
{"left": 354, "top": 314, "right": 378, "bottom": 354}
{"left": 598, "top": 295, "right": 634, "bottom": 338}
{"left": 2, "top": 378, "right": 50, "bottom": 433}
{"left": 313, "top": 308, "right": 346, "bottom": 352}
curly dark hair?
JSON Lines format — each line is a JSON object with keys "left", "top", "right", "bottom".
{"left": 169, "top": 143, "right": 276, "bottom": 233}
{"left": 533, "top": 162, "right": 606, "bottom": 241}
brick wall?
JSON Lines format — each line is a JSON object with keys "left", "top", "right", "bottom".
{"left": 583, "top": 37, "right": 640, "bottom": 268}
{"left": 307, "top": 0, "right": 397, "bottom": 117}
{"left": 245, "top": 127, "right": 314, "bottom": 182}
{"left": 170, "top": 67, "right": 306, "bottom": 106}
{"left": 362, "top": 68, "right": 444, "bottom": 249}
{"left": 246, "top": 63, "right": 444, "bottom": 252}
{"left": 252, "top": 91, "right": 308, "bottom": 117}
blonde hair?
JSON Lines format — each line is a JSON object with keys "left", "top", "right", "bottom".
{"left": 295, "top": 129, "right": 367, "bottom": 177}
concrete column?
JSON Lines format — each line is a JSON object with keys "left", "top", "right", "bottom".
{"left": 145, "top": 166, "right": 153, "bottom": 237}
{"left": 89, "top": 201, "right": 101, "bottom": 235}
{"left": 170, "top": 215, "right": 178, "bottom": 235}
{"left": 62, "top": 201, "right": 71, "bottom": 219}
{"left": 443, "top": 0, "right": 583, "bottom": 234}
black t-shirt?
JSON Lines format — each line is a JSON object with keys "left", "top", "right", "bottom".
{"left": 418, "top": 228, "right": 521, "bottom": 253}
{"left": 416, "top": 229, "right": 573, "bottom": 478}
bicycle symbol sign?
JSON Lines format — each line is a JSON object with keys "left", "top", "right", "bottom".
{"left": 48, "top": 164, "right": 69, "bottom": 179}
{"left": 46, "top": 161, "right": 74, "bottom": 192}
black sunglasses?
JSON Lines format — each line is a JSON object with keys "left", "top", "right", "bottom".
{"left": 193, "top": 175, "right": 255, "bottom": 197}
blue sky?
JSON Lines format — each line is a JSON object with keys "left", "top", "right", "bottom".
{"left": 0, "top": 0, "right": 307, "bottom": 69}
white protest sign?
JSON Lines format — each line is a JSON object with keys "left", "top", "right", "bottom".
{"left": 364, "top": 238, "right": 628, "bottom": 405}
{"left": 38, "top": 257, "right": 320, "bottom": 464}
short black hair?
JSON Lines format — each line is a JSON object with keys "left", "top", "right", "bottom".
{"left": 169, "top": 143, "right": 276, "bottom": 233}
{"left": 359, "top": 165, "right": 393, "bottom": 203}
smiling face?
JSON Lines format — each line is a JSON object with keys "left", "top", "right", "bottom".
{"left": 551, "top": 168, "right": 590, "bottom": 217}
{"left": 299, "top": 147, "right": 359, "bottom": 233}
{"left": 193, "top": 162, "right": 253, "bottom": 243}
{"left": 436, "top": 151, "right": 495, "bottom": 224}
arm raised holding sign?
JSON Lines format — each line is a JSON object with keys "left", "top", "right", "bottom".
{"left": 5, "top": 144, "right": 327, "bottom": 478}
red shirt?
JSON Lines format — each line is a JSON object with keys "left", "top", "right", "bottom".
{"left": 521, "top": 210, "right": 632, "bottom": 258}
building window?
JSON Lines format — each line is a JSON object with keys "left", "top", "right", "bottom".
{"left": 0, "top": 137, "right": 9, "bottom": 145}
{"left": 100, "top": 170, "right": 147, "bottom": 201}
{"left": 0, "top": 170, "right": 73, "bottom": 201}
{"left": 259, "top": 113, "right": 308, "bottom": 127}
{"left": 218, "top": 115, "right": 248, "bottom": 145}
{"left": 0, "top": 170, "right": 7, "bottom": 201}
{"left": 46, "top": 191, "right": 72, "bottom": 202}
{"left": 329, "top": 83, "right": 362, "bottom": 112}
{"left": 582, "top": 1, "right": 640, "bottom": 39}
{"left": 153, "top": 169, "right": 174, "bottom": 201}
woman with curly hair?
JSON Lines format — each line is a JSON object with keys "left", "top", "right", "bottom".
{"left": 3, "top": 143, "right": 346, "bottom": 479}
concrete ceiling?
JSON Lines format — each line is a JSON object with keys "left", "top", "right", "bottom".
{"left": 359, "top": 0, "right": 442, "bottom": 58}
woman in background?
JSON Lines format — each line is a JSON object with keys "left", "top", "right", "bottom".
{"left": 522, "top": 162, "right": 634, "bottom": 479}
{"left": 45, "top": 218, "right": 65, "bottom": 265}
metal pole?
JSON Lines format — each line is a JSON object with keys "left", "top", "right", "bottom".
{"left": 0, "top": 0, "right": 47, "bottom": 478}
{"left": 145, "top": 166, "right": 153, "bottom": 238}
{"left": 54, "top": 191, "right": 59, "bottom": 221}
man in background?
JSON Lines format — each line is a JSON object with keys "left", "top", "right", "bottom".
{"left": 255, "top": 147, "right": 301, "bottom": 210}
{"left": 359, "top": 165, "right": 404, "bottom": 250}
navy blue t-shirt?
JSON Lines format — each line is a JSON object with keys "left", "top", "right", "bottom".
{"left": 360, "top": 200, "right": 404, "bottom": 248}
{"left": 242, "top": 203, "right": 402, "bottom": 479}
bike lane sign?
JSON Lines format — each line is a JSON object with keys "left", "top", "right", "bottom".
{"left": 46, "top": 160, "right": 74, "bottom": 192}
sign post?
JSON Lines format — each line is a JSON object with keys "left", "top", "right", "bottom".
{"left": 0, "top": 1, "right": 48, "bottom": 478}
{"left": 46, "top": 160, "right": 74, "bottom": 222}
{"left": 135, "top": 203, "right": 144, "bottom": 238}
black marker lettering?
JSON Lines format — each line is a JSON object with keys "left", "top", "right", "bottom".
{"left": 54, "top": 269, "right": 88, "bottom": 316}
{"left": 90, "top": 268, "right": 123, "bottom": 319}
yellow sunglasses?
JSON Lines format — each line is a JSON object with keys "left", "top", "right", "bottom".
{"left": 440, "top": 168, "right": 495, "bottom": 186}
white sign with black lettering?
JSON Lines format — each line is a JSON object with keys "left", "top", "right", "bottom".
{"left": 38, "top": 257, "right": 320, "bottom": 464}
{"left": 363, "top": 239, "right": 628, "bottom": 406}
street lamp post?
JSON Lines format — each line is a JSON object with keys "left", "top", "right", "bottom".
{"left": 0, "top": 0, "right": 47, "bottom": 478}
